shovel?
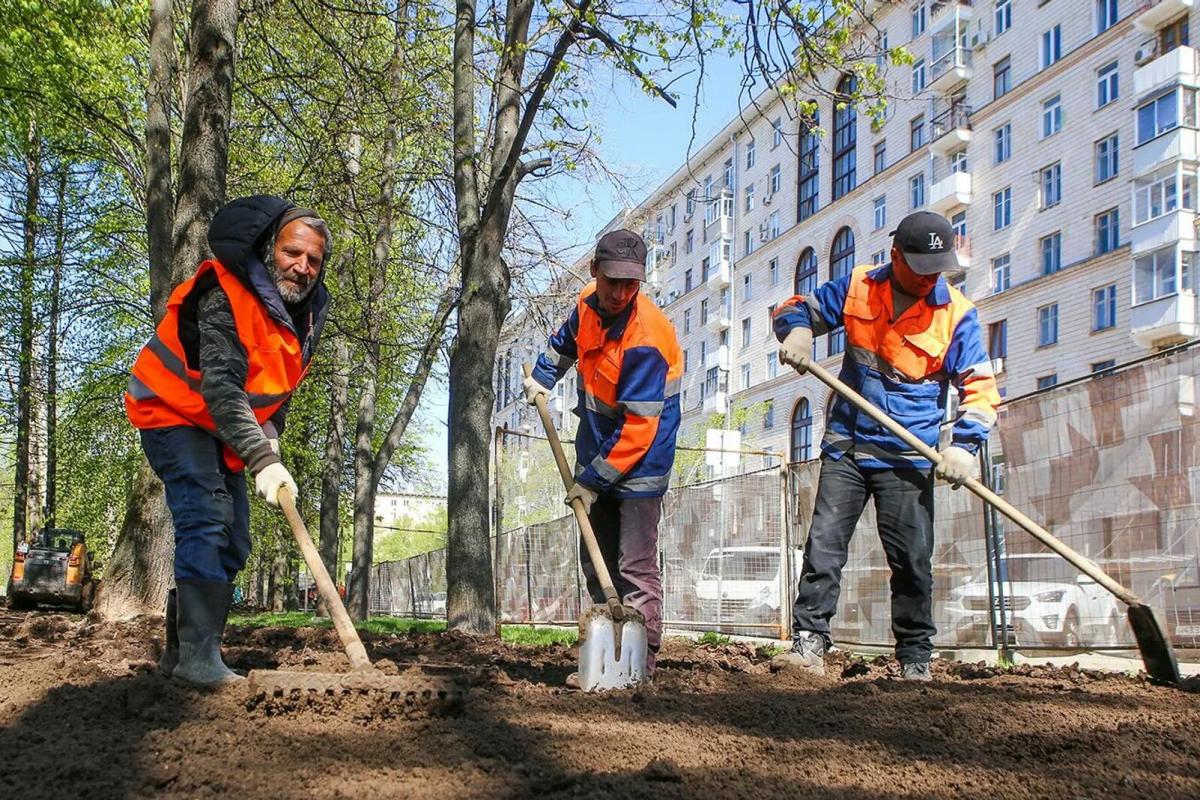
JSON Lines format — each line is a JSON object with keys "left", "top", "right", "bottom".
{"left": 800, "top": 360, "right": 1181, "bottom": 685}
{"left": 523, "top": 364, "right": 648, "bottom": 691}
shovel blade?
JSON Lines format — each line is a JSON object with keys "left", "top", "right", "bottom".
{"left": 578, "top": 608, "right": 647, "bottom": 691}
{"left": 1127, "top": 604, "right": 1181, "bottom": 686}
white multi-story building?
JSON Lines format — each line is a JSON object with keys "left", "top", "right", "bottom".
{"left": 495, "top": 0, "right": 1199, "bottom": 464}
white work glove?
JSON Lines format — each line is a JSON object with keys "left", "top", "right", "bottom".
{"left": 522, "top": 375, "right": 550, "bottom": 407}
{"left": 255, "top": 462, "right": 298, "bottom": 508}
{"left": 778, "top": 327, "right": 814, "bottom": 373}
{"left": 565, "top": 482, "right": 598, "bottom": 514}
{"left": 936, "top": 446, "right": 975, "bottom": 489}
{"left": 267, "top": 438, "right": 280, "bottom": 456}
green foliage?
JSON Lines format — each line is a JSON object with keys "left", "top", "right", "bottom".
{"left": 697, "top": 630, "right": 732, "bottom": 646}
{"left": 227, "top": 612, "right": 578, "bottom": 645}
{"left": 373, "top": 507, "right": 448, "bottom": 563}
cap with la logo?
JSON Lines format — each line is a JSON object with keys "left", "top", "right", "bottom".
{"left": 888, "top": 210, "right": 958, "bottom": 275}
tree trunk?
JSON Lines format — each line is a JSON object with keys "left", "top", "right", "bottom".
{"left": 44, "top": 167, "right": 66, "bottom": 529}
{"left": 348, "top": 377, "right": 378, "bottom": 620}
{"left": 146, "top": 0, "right": 176, "bottom": 321}
{"left": 12, "top": 123, "right": 40, "bottom": 552}
{"left": 317, "top": 335, "right": 349, "bottom": 616}
{"left": 98, "top": 0, "right": 238, "bottom": 619}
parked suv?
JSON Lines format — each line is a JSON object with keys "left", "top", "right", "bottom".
{"left": 694, "top": 546, "right": 802, "bottom": 625}
{"left": 947, "top": 553, "right": 1122, "bottom": 648}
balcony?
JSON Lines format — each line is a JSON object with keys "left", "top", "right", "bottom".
{"left": 1131, "top": 210, "right": 1197, "bottom": 254}
{"left": 1135, "top": 0, "right": 1196, "bottom": 34}
{"left": 706, "top": 305, "right": 731, "bottom": 333}
{"left": 1134, "top": 45, "right": 1200, "bottom": 98}
{"left": 930, "top": 171, "right": 973, "bottom": 214}
{"left": 929, "top": 43, "right": 972, "bottom": 92}
{"left": 703, "top": 391, "right": 729, "bottom": 415}
{"left": 930, "top": 1, "right": 973, "bottom": 35}
{"left": 707, "top": 259, "right": 731, "bottom": 288}
{"left": 1134, "top": 127, "right": 1200, "bottom": 177}
{"left": 929, "top": 102, "right": 972, "bottom": 156}
{"left": 1131, "top": 292, "right": 1200, "bottom": 348}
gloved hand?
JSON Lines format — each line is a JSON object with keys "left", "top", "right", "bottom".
{"left": 936, "top": 445, "right": 974, "bottom": 489}
{"left": 255, "top": 462, "right": 298, "bottom": 508}
{"left": 565, "top": 482, "right": 598, "bottom": 514}
{"left": 522, "top": 375, "right": 549, "bottom": 407}
{"left": 778, "top": 327, "right": 814, "bottom": 373}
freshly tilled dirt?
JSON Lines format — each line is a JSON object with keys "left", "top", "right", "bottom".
{"left": 1, "top": 608, "right": 1198, "bottom": 799}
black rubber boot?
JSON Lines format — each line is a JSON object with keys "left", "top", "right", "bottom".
{"left": 158, "top": 588, "right": 179, "bottom": 676}
{"left": 173, "top": 579, "right": 243, "bottom": 686}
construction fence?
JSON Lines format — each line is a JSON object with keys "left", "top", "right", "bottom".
{"left": 369, "top": 344, "right": 1200, "bottom": 654}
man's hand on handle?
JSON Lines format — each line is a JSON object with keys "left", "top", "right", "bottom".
{"left": 522, "top": 375, "right": 549, "bottom": 407}
{"left": 936, "top": 445, "right": 974, "bottom": 489}
{"left": 779, "top": 327, "right": 814, "bottom": 373}
{"left": 565, "top": 482, "right": 598, "bottom": 514}
{"left": 256, "top": 462, "right": 298, "bottom": 507}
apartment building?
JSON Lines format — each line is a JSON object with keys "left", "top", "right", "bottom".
{"left": 494, "top": 0, "right": 1198, "bottom": 465}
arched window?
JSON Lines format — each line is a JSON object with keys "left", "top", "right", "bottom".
{"left": 828, "top": 227, "right": 856, "bottom": 356}
{"left": 790, "top": 397, "right": 813, "bottom": 463}
{"left": 797, "top": 109, "right": 820, "bottom": 222}
{"left": 794, "top": 248, "right": 818, "bottom": 296}
{"left": 832, "top": 75, "right": 857, "bottom": 201}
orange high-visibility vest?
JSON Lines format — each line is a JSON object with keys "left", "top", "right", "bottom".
{"left": 124, "top": 259, "right": 309, "bottom": 470}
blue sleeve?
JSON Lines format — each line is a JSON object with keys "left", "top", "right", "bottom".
{"left": 531, "top": 307, "right": 580, "bottom": 389}
{"left": 943, "top": 307, "right": 1001, "bottom": 454}
{"left": 772, "top": 274, "right": 851, "bottom": 342}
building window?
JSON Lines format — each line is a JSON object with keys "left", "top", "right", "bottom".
{"left": 1135, "top": 245, "right": 1193, "bottom": 303}
{"left": 1092, "top": 359, "right": 1116, "bottom": 374}
{"left": 911, "top": 1, "right": 926, "bottom": 38}
{"left": 994, "top": 57, "right": 1011, "bottom": 99}
{"left": 1097, "top": 61, "right": 1118, "bottom": 108}
{"left": 742, "top": 273, "right": 752, "bottom": 301}
{"left": 1037, "top": 374, "right": 1059, "bottom": 390}
{"left": 1040, "top": 231, "right": 1062, "bottom": 275}
{"left": 745, "top": 182, "right": 755, "bottom": 212}
{"left": 1092, "top": 283, "right": 1117, "bottom": 331}
{"left": 700, "top": 340, "right": 708, "bottom": 367}
{"left": 832, "top": 76, "right": 858, "bottom": 201}
{"left": 685, "top": 229, "right": 693, "bottom": 254}
{"left": 740, "top": 363, "right": 752, "bottom": 390}
{"left": 989, "top": 319, "right": 1008, "bottom": 359}
{"left": 795, "top": 248, "right": 818, "bottom": 295}
{"left": 828, "top": 227, "right": 856, "bottom": 356}
{"left": 741, "top": 317, "right": 752, "bottom": 347}
{"left": 798, "top": 112, "right": 820, "bottom": 221}
{"left": 910, "top": 173, "right": 925, "bottom": 209}
{"left": 790, "top": 398, "right": 812, "bottom": 462}
{"left": 772, "top": 117, "right": 784, "bottom": 148}
{"left": 1040, "top": 25, "right": 1062, "bottom": 70}
{"left": 684, "top": 269, "right": 693, "bottom": 292}
{"left": 1040, "top": 162, "right": 1062, "bottom": 209}
{"left": 768, "top": 210, "right": 780, "bottom": 240}
{"left": 1095, "top": 0, "right": 1118, "bottom": 35}
{"left": 871, "top": 249, "right": 887, "bottom": 266}
{"left": 951, "top": 209, "right": 967, "bottom": 239}
{"left": 766, "top": 352, "right": 779, "bottom": 380}
{"left": 700, "top": 298, "right": 709, "bottom": 325}
{"left": 686, "top": 189, "right": 695, "bottom": 216}
{"left": 1096, "top": 208, "right": 1120, "bottom": 255}
{"left": 873, "top": 195, "right": 887, "bottom": 230}
{"left": 724, "top": 157, "right": 734, "bottom": 189}
{"left": 1136, "top": 89, "right": 1195, "bottom": 146}
{"left": 764, "top": 398, "right": 776, "bottom": 429}
{"left": 1095, "top": 133, "right": 1119, "bottom": 183}
{"left": 1133, "top": 169, "right": 1197, "bottom": 226}
{"left": 912, "top": 59, "right": 926, "bottom": 94}
{"left": 910, "top": 114, "right": 925, "bottom": 152}
{"left": 746, "top": 139, "right": 756, "bottom": 169}
{"left": 683, "top": 308, "right": 691, "bottom": 334}
{"left": 682, "top": 349, "right": 690, "bottom": 373}
{"left": 991, "top": 254, "right": 1010, "bottom": 294}
{"left": 769, "top": 164, "right": 782, "bottom": 194}
{"left": 994, "top": 0, "right": 1011, "bottom": 36}
{"left": 1041, "top": 95, "right": 1062, "bottom": 138}
{"left": 873, "top": 140, "right": 887, "bottom": 175}
{"left": 1160, "top": 16, "right": 1190, "bottom": 52}
{"left": 743, "top": 229, "right": 754, "bottom": 257}
{"left": 950, "top": 149, "right": 968, "bottom": 175}
{"left": 993, "top": 187, "right": 1011, "bottom": 230}
{"left": 1038, "top": 303, "right": 1059, "bottom": 346}
{"left": 993, "top": 124, "right": 1011, "bottom": 164}
{"left": 769, "top": 257, "right": 779, "bottom": 285}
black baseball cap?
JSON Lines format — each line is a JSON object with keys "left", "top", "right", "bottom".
{"left": 594, "top": 229, "right": 648, "bottom": 281}
{"left": 889, "top": 211, "right": 957, "bottom": 275}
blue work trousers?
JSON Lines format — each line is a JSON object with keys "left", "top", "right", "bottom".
{"left": 140, "top": 426, "right": 251, "bottom": 582}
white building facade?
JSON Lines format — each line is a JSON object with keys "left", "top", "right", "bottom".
{"left": 496, "top": 0, "right": 1198, "bottom": 464}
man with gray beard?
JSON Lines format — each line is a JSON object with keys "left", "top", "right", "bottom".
{"left": 126, "top": 196, "right": 332, "bottom": 685}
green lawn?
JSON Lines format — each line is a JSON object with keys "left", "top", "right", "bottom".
{"left": 228, "top": 611, "right": 577, "bottom": 645}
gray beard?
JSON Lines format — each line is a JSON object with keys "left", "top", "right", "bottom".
{"left": 265, "top": 252, "right": 315, "bottom": 304}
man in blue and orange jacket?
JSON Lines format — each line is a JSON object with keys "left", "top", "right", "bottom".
{"left": 525, "top": 229, "right": 683, "bottom": 677}
{"left": 771, "top": 211, "right": 1000, "bottom": 680}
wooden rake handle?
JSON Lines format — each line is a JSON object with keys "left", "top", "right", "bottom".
{"left": 802, "top": 360, "right": 1143, "bottom": 608}
{"left": 522, "top": 364, "right": 624, "bottom": 620}
{"left": 279, "top": 486, "right": 372, "bottom": 670}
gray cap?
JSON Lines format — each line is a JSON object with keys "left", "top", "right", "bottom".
{"left": 594, "top": 229, "right": 648, "bottom": 281}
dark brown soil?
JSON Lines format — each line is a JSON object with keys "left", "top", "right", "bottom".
{"left": 2, "top": 608, "right": 1199, "bottom": 799}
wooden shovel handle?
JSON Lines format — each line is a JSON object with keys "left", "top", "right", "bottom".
{"left": 279, "top": 487, "right": 372, "bottom": 670}
{"left": 803, "top": 360, "right": 1142, "bottom": 607}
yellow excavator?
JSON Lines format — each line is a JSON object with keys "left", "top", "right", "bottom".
{"left": 6, "top": 528, "right": 99, "bottom": 612}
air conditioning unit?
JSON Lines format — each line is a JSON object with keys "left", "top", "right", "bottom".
{"left": 1135, "top": 40, "right": 1158, "bottom": 66}
{"left": 970, "top": 23, "right": 989, "bottom": 49}
{"left": 759, "top": 223, "right": 770, "bottom": 242}
{"left": 762, "top": 193, "right": 774, "bottom": 205}
{"left": 991, "top": 357, "right": 1005, "bottom": 375}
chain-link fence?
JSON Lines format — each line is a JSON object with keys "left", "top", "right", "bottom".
{"left": 368, "top": 346, "right": 1200, "bottom": 655}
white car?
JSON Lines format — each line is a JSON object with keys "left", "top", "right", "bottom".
{"left": 694, "top": 546, "right": 803, "bottom": 624}
{"left": 947, "top": 553, "right": 1122, "bottom": 647}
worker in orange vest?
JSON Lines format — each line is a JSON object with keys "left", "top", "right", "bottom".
{"left": 771, "top": 211, "right": 1000, "bottom": 680}
{"left": 126, "top": 196, "right": 331, "bottom": 685}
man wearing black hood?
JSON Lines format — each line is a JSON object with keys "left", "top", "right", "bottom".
{"left": 126, "top": 196, "right": 331, "bottom": 685}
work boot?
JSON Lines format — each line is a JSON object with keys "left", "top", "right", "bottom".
{"left": 770, "top": 632, "right": 826, "bottom": 675}
{"left": 900, "top": 661, "right": 933, "bottom": 682}
{"left": 173, "top": 579, "right": 243, "bottom": 686}
{"left": 158, "top": 588, "right": 179, "bottom": 676}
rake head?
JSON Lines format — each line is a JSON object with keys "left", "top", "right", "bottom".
{"left": 245, "top": 666, "right": 468, "bottom": 718}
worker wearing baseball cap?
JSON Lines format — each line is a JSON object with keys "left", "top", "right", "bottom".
{"left": 524, "top": 228, "right": 683, "bottom": 681}
{"left": 770, "top": 210, "right": 1000, "bottom": 680}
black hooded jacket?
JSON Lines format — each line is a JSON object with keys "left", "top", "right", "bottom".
{"left": 180, "top": 195, "right": 331, "bottom": 474}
